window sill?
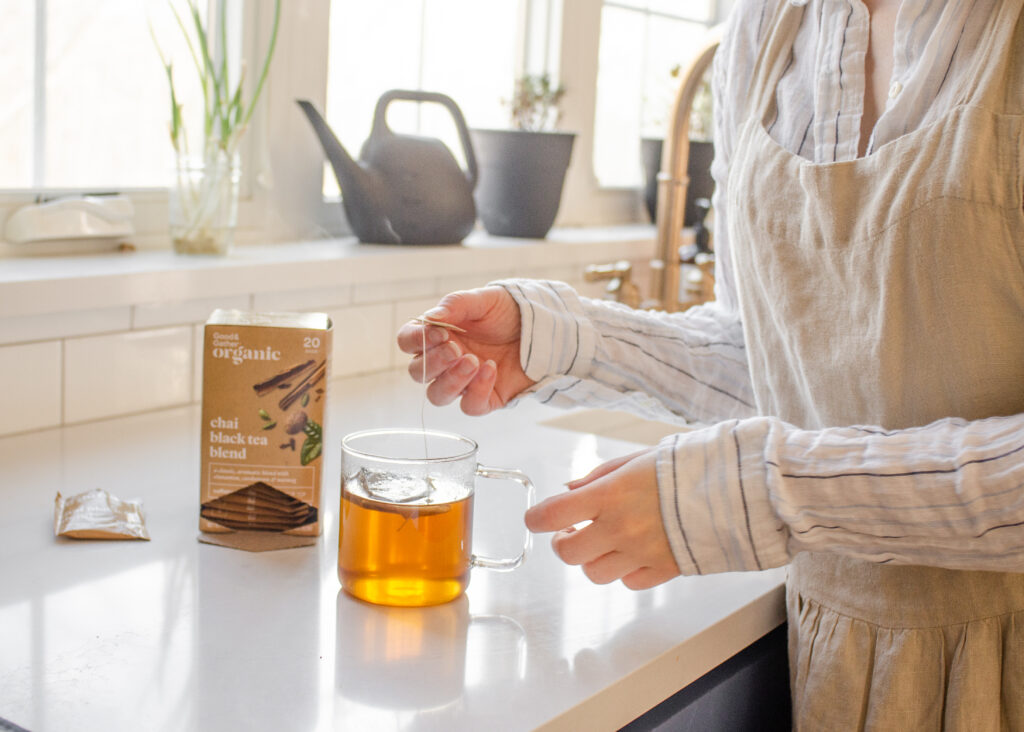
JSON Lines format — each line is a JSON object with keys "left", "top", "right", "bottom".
{"left": 0, "top": 225, "right": 656, "bottom": 320}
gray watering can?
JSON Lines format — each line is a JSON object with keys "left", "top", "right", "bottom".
{"left": 298, "top": 91, "right": 478, "bottom": 245}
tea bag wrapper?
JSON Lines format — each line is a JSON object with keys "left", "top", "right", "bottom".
{"left": 54, "top": 488, "right": 150, "bottom": 541}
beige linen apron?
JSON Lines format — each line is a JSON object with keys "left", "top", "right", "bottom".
{"left": 727, "top": 1, "right": 1024, "bottom": 728}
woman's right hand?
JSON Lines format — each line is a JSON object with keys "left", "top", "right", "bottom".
{"left": 396, "top": 286, "right": 535, "bottom": 416}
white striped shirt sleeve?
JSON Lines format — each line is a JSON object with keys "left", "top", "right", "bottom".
{"left": 494, "top": 278, "right": 757, "bottom": 427}
{"left": 659, "top": 413, "right": 1024, "bottom": 575}
{"left": 495, "top": 278, "right": 1024, "bottom": 578}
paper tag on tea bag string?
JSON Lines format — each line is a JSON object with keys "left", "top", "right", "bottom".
{"left": 54, "top": 488, "right": 150, "bottom": 540}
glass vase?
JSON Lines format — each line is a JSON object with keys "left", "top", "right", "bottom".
{"left": 169, "top": 151, "right": 240, "bottom": 255}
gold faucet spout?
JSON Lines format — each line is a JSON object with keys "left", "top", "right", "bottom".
{"left": 651, "top": 24, "right": 722, "bottom": 312}
{"left": 585, "top": 24, "right": 723, "bottom": 312}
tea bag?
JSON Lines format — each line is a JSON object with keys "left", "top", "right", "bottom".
{"left": 355, "top": 467, "right": 440, "bottom": 504}
{"left": 412, "top": 316, "right": 466, "bottom": 333}
{"left": 349, "top": 469, "right": 450, "bottom": 519}
{"left": 54, "top": 488, "right": 150, "bottom": 540}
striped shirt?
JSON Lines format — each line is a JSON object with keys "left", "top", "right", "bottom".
{"left": 496, "top": 0, "right": 1024, "bottom": 576}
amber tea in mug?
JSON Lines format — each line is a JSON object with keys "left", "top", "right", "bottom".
{"left": 340, "top": 428, "right": 534, "bottom": 607}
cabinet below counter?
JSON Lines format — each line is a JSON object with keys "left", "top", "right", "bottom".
{"left": 0, "top": 370, "right": 785, "bottom": 732}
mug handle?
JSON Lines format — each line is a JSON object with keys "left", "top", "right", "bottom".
{"left": 470, "top": 465, "right": 536, "bottom": 571}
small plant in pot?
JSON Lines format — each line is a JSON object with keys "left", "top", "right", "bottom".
{"left": 470, "top": 73, "right": 575, "bottom": 239}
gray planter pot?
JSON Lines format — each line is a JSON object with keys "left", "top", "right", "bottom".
{"left": 641, "top": 137, "right": 715, "bottom": 226}
{"left": 469, "top": 129, "right": 575, "bottom": 239}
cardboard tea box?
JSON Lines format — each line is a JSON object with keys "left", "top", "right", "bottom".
{"left": 199, "top": 310, "right": 331, "bottom": 539}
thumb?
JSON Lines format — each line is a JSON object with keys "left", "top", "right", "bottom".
{"left": 429, "top": 287, "right": 508, "bottom": 329}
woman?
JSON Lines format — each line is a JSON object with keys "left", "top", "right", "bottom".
{"left": 397, "top": 0, "right": 1024, "bottom": 726}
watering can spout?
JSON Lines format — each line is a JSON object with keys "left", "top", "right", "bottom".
{"left": 296, "top": 99, "right": 400, "bottom": 244}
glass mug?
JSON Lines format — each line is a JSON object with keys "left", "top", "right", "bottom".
{"left": 339, "top": 428, "right": 535, "bottom": 607}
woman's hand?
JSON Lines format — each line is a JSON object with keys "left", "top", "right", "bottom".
{"left": 396, "top": 286, "right": 535, "bottom": 416}
{"left": 525, "top": 448, "right": 681, "bottom": 590}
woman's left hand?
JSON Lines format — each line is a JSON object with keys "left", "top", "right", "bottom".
{"left": 525, "top": 447, "right": 681, "bottom": 590}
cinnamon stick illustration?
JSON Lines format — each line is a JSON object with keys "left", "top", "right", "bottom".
{"left": 253, "top": 359, "right": 316, "bottom": 396}
{"left": 279, "top": 360, "right": 327, "bottom": 410}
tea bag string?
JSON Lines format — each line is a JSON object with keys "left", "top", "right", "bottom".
{"left": 420, "top": 323, "right": 429, "bottom": 460}
{"left": 415, "top": 316, "right": 467, "bottom": 460}
{"left": 414, "top": 316, "right": 467, "bottom": 486}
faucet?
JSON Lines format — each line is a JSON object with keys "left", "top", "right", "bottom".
{"left": 587, "top": 25, "right": 723, "bottom": 312}
{"left": 583, "top": 260, "right": 643, "bottom": 308}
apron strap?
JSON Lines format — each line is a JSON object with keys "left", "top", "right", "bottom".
{"left": 743, "top": 0, "right": 806, "bottom": 126}
{"left": 951, "top": 0, "right": 1024, "bottom": 111}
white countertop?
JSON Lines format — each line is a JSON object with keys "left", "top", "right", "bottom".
{"left": 0, "top": 370, "right": 785, "bottom": 732}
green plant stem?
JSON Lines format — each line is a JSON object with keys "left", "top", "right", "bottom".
{"left": 218, "top": 0, "right": 230, "bottom": 145}
{"left": 158, "top": 0, "right": 281, "bottom": 159}
{"left": 239, "top": 0, "right": 280, "bottom": 130}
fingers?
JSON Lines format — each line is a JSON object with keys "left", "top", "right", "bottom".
{"left": 620, "top": 565, "right": 680, "bottom": 591}
{"left": 525, "top": 487, "right": 600, "bottom": 534}
{"left": 459, "top": 359, "right": 498, "bottom": 416}
{"left": 407, "top": 343, "right": 501, "bottom": 414}
{"left": 582, "top": 551, "right": 642, "bottom": 585}
{"left": 406, "top": 340, "right": 461, "bottom": 383}
{"left": 528, "top": 449, "right": 680, "bottom": 592}
{"left": 566, "top": 449, "right": 651, "bottom": 489}
{"left": 550, "top": 528, "right": 672, "bottom": 586}
{"left": 425, "top": 354, "right": 480, "bottom": 406}
{"left": 550, "top": 523, "right": 607, "bottom": 566}
{"left": 397, "top": 287, "right": 528, "bottom": 413}
{"left": 397, "top": 320, "right": 450, "bottom": 355}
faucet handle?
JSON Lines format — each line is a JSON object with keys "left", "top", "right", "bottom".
{"left": 583, "top": 260, "right": 642, "bottom": 309}
{"left": 693, "top": 198, "right": 712, "bottom": 254}
{"left": 583, "top": 259, "right": 631, "bottom": 282}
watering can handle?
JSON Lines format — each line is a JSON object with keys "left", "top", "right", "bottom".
{"left": 372, "top": 90, "right": 479, "bottom": 189}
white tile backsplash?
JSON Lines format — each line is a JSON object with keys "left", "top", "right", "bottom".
{"left": 64, "top": 327, "right": 193, "bottom": 423}
{"left": 327, "top": 302, "right": 394, "bottom": 378}
{"left": 515, "top": 265, "right": 583, "bottom": 282}
{"left": 251, "top": 285, "right": 352, "bottom": 313}
{"left": 132, "top": 295, "right": 251, "bottom": 330}
{"left": 0, "top": 341, "right": 62, "bottom": 435}
{"left": 435, "top": 273, "right": 496, "bottom": 295}
{"left": 0, "top": 306, "right": 131, "bottom": 346}
{"left": 352, "top": 278, "right": 436, "bottom": 305}
{"left": 0, "top": 232, "right": 651, "bottom": 433}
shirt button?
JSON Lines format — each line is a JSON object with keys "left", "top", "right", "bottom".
{"left": 888, "top": 81, "right": 903, "bottom": 99}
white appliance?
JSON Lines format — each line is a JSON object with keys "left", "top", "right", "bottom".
{"left": 4, "top": 195, "right": 135, "bottom": 248}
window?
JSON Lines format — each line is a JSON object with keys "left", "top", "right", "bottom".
{"left": 0, "top": 0, "right": 207, "bottom": 191}
{"left": 593, "top": 0, "right": 718, "bottom": 189}
{"left": 322, "top": 0, "right": 522, "bottom": 197}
